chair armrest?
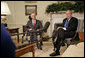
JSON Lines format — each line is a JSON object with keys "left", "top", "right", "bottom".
{"left": 54, "top": 23, "right": 63, "bottom": 29}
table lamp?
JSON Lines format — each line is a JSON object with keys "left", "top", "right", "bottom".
{"left": 1, "top": 1, "right": 11, "bottom": 27}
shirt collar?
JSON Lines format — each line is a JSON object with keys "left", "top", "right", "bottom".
{"left": 32, "top": 19, "right": 36, "bottom": 23}
{"left": 67, "top": 17, "right": 72, "bottom": 21}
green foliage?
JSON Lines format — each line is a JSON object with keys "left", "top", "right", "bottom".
{"left": 46, "top": 3, "right": 58, "bottom": 13}
{"left": 58, "top": 2, "right": 74, "bottom": 11}
{"left": 74, "top": 1, "right": 84, "bottom": 12}
{"left": 46, "top": 1, "right": 84, "bottom": 13}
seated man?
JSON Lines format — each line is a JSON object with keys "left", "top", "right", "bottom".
{"left": 50, "top": 10, "right": 78, "bottom": 56}
{"left": 25, "top": 12, "right": 43, "bottom": 50}
{"left": 1, "top": 24, "right": 16, "bottom": 57}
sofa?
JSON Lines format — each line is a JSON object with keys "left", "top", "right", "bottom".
{"left": 61, "top": 42, "right": 84, "bottom": 57}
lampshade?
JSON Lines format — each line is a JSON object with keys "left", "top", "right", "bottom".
{"left": 1, "top": 1, "right": 11, "bottom": 15}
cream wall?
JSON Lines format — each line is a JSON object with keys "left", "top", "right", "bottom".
{"left": 6, "top": 1, "right": 58, "bottom": 36}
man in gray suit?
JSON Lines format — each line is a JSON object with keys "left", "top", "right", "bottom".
{"left": 25, "top": 13, "right": 43, "bottom": 50}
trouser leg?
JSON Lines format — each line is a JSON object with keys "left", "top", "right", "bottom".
{"left": 39, "top": 37, "right": 42, "bottom": 50}
{"left": 26, "top": 32, "right": 29, "bottom": 41}
{"left": 36, "top": 39, "right": 40, "bottom": 49}
{"left": 52, "top": 29, "right": 58, "bottom": 39}
{"left": 33, "top": 33, "right": 41, "bottom": 49}
{"left": 55, "top": 28, "right": 65, "bottom": 51}
{"left": 30, "top": 33, "right": 34, "bottom": 43}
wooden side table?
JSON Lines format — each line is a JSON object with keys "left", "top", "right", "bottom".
{"left": 16, "top": 43, "right": 35, "bottom": 57}
{"left": 79, "top": 32, "right": 84, "bottom": 42}
{"left": 6, "top": 27, "right": 19, "bottom": 43}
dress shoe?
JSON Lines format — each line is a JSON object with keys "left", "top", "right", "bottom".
{"left": 40, "top": 42, "right": 43, "bottom": 45}
{"left": 50, "top": 51, "right": 60, "bottom": 56}
{"left": 39, "top": 47, "right": 42, "bottom": 50}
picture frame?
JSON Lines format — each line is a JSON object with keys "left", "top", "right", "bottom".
{"left": 25, "top": 5, "right": 37, "bottom": 15}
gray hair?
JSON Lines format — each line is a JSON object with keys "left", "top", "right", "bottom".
{"left": 66, "top": 10, "right": 72, "bottom": 14}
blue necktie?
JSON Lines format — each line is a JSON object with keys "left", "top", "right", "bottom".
{"left": 64, "top": 20, "right": 69, "bottom": 28}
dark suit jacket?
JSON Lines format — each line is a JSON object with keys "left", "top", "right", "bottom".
{"left": 61, "top": 17, "right": 78, "bottom": 37}
{"left": 25, "top": 19, "right": 43, "bottom": 35}
{"left": 62, "top": 17, "right": 78, "bottom": 32}
{"left": 1, "top": 24, "right": 16, "bottom": 57}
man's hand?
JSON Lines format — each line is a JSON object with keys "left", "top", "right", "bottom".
{"left": 37, "top": 29, "right": 40, "bottom": 32}
{"left": 57, "top": 27, "right": 63, "bottom": 30}
{"left": 28, "top": 28, "right": 32, "bottom": 31}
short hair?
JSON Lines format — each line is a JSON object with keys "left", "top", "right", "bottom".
{"left": 31, "top": 12, "right": 36, "bottom": 16}
{"left": 66, "top": 10, "right": 72, "bottom": 14}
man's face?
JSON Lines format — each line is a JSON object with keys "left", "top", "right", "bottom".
{"left": 31, "top": 13, "right": 36, "bottom": 20}
{"left": 66, "top": 11, "right": 72, "bottom": 19}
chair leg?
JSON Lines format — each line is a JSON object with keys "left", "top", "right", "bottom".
{"left": 67, "top": 44, "right": 70, "bottom": 47}
{"left": 22, "top": 36, "right": 24, "bottom": 43}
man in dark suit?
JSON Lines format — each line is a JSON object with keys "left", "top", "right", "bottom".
{"left": 50, "top": 10, "right": 78, "bottom": 56}
{"left": 25, "top": 13, "right": 43, "bottom": 50}
{"left": 1, "top": 24, "right": 16, "bottom": 57}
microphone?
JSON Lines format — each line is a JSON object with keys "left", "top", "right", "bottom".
{"left": 39, "top": 21, "right": 50, "bottom": 32}
{"left": 43, "top": 21, "right": 50, "bottom": 32}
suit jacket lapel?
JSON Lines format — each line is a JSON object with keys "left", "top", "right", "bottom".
{"left": 34, "top": 20, "right": 37, "bottom": 28}
{"left": 30, "top": 20, "right": 34, "bottom": 28}
{"left": 68, "top": 17, "right": 73, "bottom": 26}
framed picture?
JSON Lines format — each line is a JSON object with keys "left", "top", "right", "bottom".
{"left": 25, "top": 5, "right": 37, "bottom": 15}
